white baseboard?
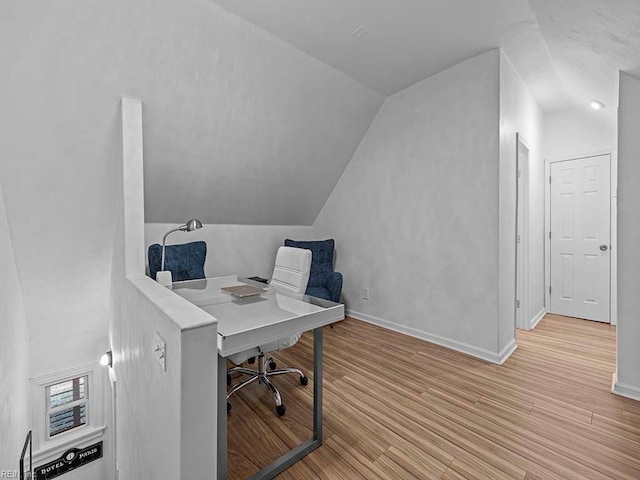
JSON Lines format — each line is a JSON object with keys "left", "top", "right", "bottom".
{"left": 529, "top": 308, "right": 546, "bottom": 330}
{"left": 346, "top": 309, "right": 516, "bottom": 365}
{"left": 612, "top": 372, "right": 640, "bottom": 401}
{"left": 498, "top": 339, "right": 518, "bottom": 364}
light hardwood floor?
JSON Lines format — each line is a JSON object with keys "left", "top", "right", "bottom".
{"left": 227, "top": 314, "right": 640, "bottom": 479}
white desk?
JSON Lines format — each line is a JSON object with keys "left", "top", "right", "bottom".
{"left": 172, "top": 275, "right": 345, "bottom": 480}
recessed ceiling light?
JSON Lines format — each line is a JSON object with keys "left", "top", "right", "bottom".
{"left": 351, "top": 26, "right": 368, "bottom": 39}
{"left": 590, "top": 100, "right": 605, "bottom": 110}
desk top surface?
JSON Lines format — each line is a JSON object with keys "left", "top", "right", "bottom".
{"left": 171, "top": 275, "right": 344, "bottom": 356}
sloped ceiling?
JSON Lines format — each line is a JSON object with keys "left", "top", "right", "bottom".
{"left": 530, "top": 0, "right": 640, "bottom": 125}
{"left": 211, "top": 0, "right": 640, "bottom": 127}
{"left": 142, "top": 18, "right": 384, "bottom": 225}
{"left": 0, "top": 0, "right": 382, "bottom": 374}
{"left": 210, "top": 0, "right": 537, "bottom": 96}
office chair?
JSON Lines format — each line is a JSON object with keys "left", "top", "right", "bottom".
{"left": 147, "top": 241, "right": 207, "bottom": 282}
{"left": 226, "top": 246, "right": 312, "bottom": 416}
{"left": 284, "top": 239, "right": 342, "bottom": 303}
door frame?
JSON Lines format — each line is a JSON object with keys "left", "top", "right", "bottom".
{"left": 515, "top": 133, "right": 530, "bottom": 330}
{"left": 544, "top": 150, "right": 617, "bottom": 325}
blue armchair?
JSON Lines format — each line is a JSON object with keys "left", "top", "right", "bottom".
{"left": 148, "top": 241, "right": 207, "bottom": 282}
{"left": 284, "top": 239, "right": 342, "bottom": 303}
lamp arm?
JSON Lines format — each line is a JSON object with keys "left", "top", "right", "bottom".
{"left": 161, "top": 227, "right": 183, "bottom": 271}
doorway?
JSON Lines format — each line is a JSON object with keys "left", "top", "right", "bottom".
{"left": 547, "top": 154, "right": 612, "bottom": 323}
{"left": 515, "top": 134, "right": 529, "bottom": 330}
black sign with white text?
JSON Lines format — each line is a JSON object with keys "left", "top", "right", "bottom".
{"left": 34, "top": 442, "right": 102, "bottom": 479}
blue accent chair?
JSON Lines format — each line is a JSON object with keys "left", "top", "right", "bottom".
{"left": 148, "top": 241, "right": 207, "bottom": 282}
{"left": 284, "top": 239, "right": 342, "bottom": 303}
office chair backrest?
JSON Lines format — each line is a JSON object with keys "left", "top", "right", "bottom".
{"left": 270, "top": 246, "right": 312, "bottom": 294}
{"left": 148, "top": 241, "right": 207, "bottom": 282}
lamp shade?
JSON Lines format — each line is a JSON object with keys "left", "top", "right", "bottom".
{"left": 183, "top": 218, "right": 203, "bottom": 232}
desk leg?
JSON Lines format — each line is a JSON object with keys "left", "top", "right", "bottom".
{"left": 313, "top": 326, "right": 323, "bottom": 444}
{"left": 218, "top": 353, "right": 228, "bottom": 480}
{"left": 244, "top": 326, "right": 325, "bottom": 480}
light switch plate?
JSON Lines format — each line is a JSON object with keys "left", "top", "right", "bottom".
{"left": 154, "top": 333, "right": 166, "bottom": 371}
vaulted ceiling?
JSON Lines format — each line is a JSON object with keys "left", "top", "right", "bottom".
{"left": 211, "top": 0, "right": 534, "bottom": 95}
{"left": 531, "top": 0, "right": 640, "bottom": 120}
{"left": 211, "top": 0, "right": 640, "bottom": 127}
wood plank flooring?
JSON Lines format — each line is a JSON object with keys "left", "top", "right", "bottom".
{"left": 227, "top": 314, "right": 640, "bottom": 479}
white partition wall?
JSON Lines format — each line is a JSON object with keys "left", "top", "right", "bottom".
{"left": 109, "top": 98, "right": 218, "bottom": 479}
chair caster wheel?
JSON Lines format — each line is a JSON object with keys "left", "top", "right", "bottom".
{"left": 227, "top": 373, "right": 231, "bottom": 386}
{"left": 300, "top": 376, "right": 308, "bottom": 386}
{"left": 269, "top": 361, "right": 277, "bottom": 370}
{"left": 276, "top": 404, "right": 286, "bottom": 416}
{"left": 248, "top": 357, "right": 256, "bottom": 365}
{"left": 227, "top": 402, "right": 231, "bottom": 413}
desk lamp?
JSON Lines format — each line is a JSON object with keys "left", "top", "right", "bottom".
{"left": 156, "top": 218, "right": 203, "bottom": 286}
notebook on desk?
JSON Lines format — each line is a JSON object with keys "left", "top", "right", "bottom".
{"left": 220, "top": 284, "right": 267, "bottom": 298}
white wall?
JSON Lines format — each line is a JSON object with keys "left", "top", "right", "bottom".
{"left": 313, "top": 50, "right": 506, "bottom": 362}
{"left": 108, "top": 99, "right": 218, "bottom": 478}
{"left": 499, "top": 51, "right": 544, "bottom": 342}
{"left": 543, "top": 107, "right": 617, "bottom": 160}
{"left": 0, "top": 184, "right": 30, "bottom": 473}
{"left": 110, "top": 276, "right": 217, "bottom": 479}
{"left": 145, "top": 224, "right": 314, "bottom": 280}
{"left": 615, "top": 71, "right": 640, "bottom": 400}
{"left": 0, "top": 0, "right": 382, "bottom": 379}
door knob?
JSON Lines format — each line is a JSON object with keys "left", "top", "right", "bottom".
{"left": 600, "top": 244, "right": 608, "bottom": 251}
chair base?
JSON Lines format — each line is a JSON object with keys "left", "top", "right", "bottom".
{"left": 227, "top": 355, "right": 307, "bottom": 416}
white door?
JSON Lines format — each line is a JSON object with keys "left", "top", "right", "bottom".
{"left": 550, "top": 155, "right": 611, "bottom": 322}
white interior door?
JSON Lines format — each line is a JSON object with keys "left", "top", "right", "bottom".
{"left": 550, "top": 155, "right": 611, "bottom": 322}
